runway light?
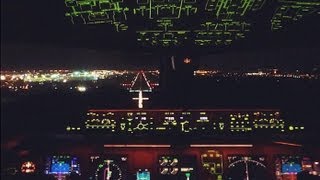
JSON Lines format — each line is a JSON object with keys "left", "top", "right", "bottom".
{"left": 190, "top": 144, "right": 253, "bottom": 148}
{"left": 104, "top": 144, "right": 171, "bottom": 148}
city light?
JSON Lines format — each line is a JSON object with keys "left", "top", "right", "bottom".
{"left": 1, "top": 68, "right": 318, "bottom": 92}
{"left": 0, "top": 70, "right": 160, "bottom": 92}
{"left": 77, "top": 86, "right": 87, "bottom": 92}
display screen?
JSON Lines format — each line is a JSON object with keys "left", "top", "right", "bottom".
{"left": 226, "top": 155, "right": 267, "bottom": 180}
{"left": 275, "top": 155, "right": 304, "bottom": 180}
{"left": 201, "top": 150, "right": 223, "bottom": 175}
{"left": 45, "top": 155, "right": 80, "bottom": 175}
{"left": 89, "top": 155, "right": 128, "bottom": 180}
{"left": 281, "top": 156, "right": 302, "bottom": 174}
{"left": 282, "top": 163, "right": 302, "bottom": 173}
{"left": 275, "top": 155, "right": 320, "bottom": 178}
{"left": 137, "top": 169, "right": 150, "bottom": 180}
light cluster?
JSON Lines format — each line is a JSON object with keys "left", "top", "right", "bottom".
{"left": 158, "top": 155, "right": 195, "bottom": 178}
{"left": 83, "top": 109, "right": 303, "bottom": 135}
{"left": 21, "top": 161, "right": 36, "bottom": 174}
{"left": 194, "top": 68, "right": 319, "bottom": 79}
{"left": 0, "top": 70, "right": 159, "bottom": 91}
{"left": 0, "top": 70, "right": 122, "bottom": 83}
{"left": 1, "top": 68, "right": 317, "bottom": 92}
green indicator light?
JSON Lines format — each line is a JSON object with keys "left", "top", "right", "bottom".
{"left": 185, "top": 172, "right": 191, "bottom": 178}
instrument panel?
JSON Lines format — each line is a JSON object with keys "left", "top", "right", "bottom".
{"left": 2, "top": 153, "right": 320, "bottom": 179}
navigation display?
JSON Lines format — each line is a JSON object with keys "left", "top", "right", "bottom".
{"left": 45, "top": 155, "right": 80, "bottom": 175}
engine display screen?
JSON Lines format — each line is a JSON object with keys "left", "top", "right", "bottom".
{"left": 137, "top": 169, "right": 150, "bottom": 180}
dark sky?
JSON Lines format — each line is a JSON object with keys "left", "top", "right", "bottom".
{"left": 1, "top": 0, "right": 320, "bottom": 69}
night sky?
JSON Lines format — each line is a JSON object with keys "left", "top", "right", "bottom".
{"left": 1, "top": 0, "right": 320, "bottom": 69}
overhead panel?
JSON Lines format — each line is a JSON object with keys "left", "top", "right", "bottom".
{"left": 271, "top": 0, "right": 320, "bottom": 31}
{"left": 64, "top": 0, "right": 319, "bottom": 46}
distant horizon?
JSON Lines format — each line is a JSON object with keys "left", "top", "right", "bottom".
{"left": 2, "top": 43, "right": 319, "bottom": 71}
{"left": 1, "top": 66, "right": 319, "bottom": 72}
